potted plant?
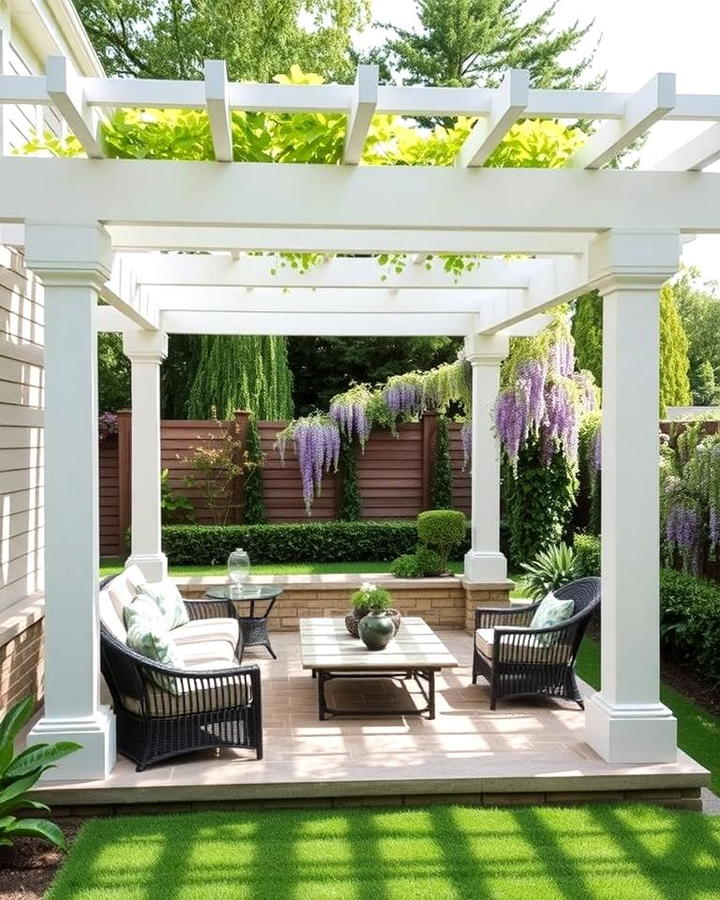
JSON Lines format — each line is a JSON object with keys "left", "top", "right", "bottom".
{"left": 345, "top": 582, "right": 401, "bottom": 637}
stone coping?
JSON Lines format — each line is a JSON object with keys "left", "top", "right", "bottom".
{"left": 173, "top": 573, "right": 515, "bottom": 592}
{"left": 0, "top": 593, "right": 44, "bottom": 648}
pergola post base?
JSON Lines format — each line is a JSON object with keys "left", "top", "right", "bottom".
{"left": 463, "top": 550, "right": 507, "bottom": 583}
{"left": 125, "top": 552, "right": 168, "bottom": 582}
{"left": 585, "top": 694, "right": 677, "bottom": 764}
{"left": 28, "top": 708, "right": 117, "bottom": 781}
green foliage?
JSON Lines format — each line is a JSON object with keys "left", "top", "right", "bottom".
{"left": 521, "top": 542, "right": 579, "bottom": 602}
{"left": 503, "top": 436, "right": 577, "bottom": 565}
{"left": 161, "top": 334, "right": 202, "bottom": 419}
{"left": 413, "top": 544, "right": 444, "bottom": 577}
{"left": 571, "top": 291, "right": 603, "bottom": 387}
{"left": 75, "top": 0, "right": 370, "bottom": 81}
{"left": 572, "top": 533, "right": 601, "bottom": 578}
{"left": 658, "top": 568, "right": 720, "bottom": 685}
{"left": 0, "top": 697, "right": 80, "bottom": 851}
{"left": 659, "top": 284, "right": 693, "bottom": 416}
{"left": 350, "top": 583, "right": 393, "bottom": 613}
{"left": 97, "top": 333, "right": 130, "bottom": 413}
{"left": 693, "top": 360, "right": 719, "bottom": 407}
{"left": 243, "top": 417, "right": 266, "bottom": 525}
{"left": 675, "top": 269, "right": 720, "bottom": 404}
{"left": 417, "top": 509, "right": 466, "bottom": 569}
{"left": 372, "top": 0, "right": 597, "bottom": 91}
{"left": 430, "top": 416, "right": 453, "bottom": 509}
{"left": 162, "top": 521, "right": 471, "bottom": 565}
{"left": 338, "top": 437, "right": 361, "bottom": 521}
{"left": 186, "top": 335, "right": 293, "bottom": 421}
{"left": 160, "top": 469, "right": 195, "bottom": 524}
{"left": 389, "top": 554, "right": 425, "bottom": 578}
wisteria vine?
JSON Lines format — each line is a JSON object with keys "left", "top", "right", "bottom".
{"left": 276, "top": 415, "right": 340, "bottom": 513}
{"left": 494, "top": 315, "right": 599, "bottom": 474}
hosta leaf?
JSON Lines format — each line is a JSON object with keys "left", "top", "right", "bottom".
{"left": 0, "top": 771, "right": 42, "bottom": 814}
{"left": 0, "top": 697, "right": 34, "bottom": 756}
{"left": 3, "top": 818, "right": 67, "bottom": 851}
{"left": 5, "top": 742, "right": 81, "bottom": 779}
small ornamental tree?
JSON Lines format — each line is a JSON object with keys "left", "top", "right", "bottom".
{"left": 431, "top": 415, "right": 453, "bottom": 509}
{"left": 417, "top": 509, "right": 466, "bottom": 572}
{"left": 659, "top": 284, "right": 692, "bottom": 416}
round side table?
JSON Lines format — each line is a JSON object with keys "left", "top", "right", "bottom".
{"left": 203, "top": 585, "right": 283, "bottom": 661}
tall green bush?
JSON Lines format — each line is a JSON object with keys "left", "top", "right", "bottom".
{"left": 659, "top": 284, "right": 693, "bottom": 416}
{"left": 503, "top": 437, "right": 577, "bottom": 565}
{"left": 571, "top": 291, "right": 603, "bottom": 387}
{"left": 338, "top": 437, "right": 361, "bottom": 521}
{"left": 431, "top": 415, "right": 453, "bottom": 509}
{"left": 243, "top": 416, "right": 265, "bottom": 525}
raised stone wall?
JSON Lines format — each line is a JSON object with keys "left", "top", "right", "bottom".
{"left": 176, "top": 574, "right": 514, "bottom": 633}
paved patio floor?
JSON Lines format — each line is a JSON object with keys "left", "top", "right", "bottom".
{"left": 33, "top": 630, "right": 709, "bottom": 810}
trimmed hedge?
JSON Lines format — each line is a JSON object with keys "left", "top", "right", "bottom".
{"left": 162, "top": 521, "right": 472, "bottom": 566}
{"left": 572, "top": 532, "right": 720, "bottom": 685}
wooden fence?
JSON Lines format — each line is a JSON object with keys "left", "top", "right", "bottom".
{"left": 99, "top": 412, "right": 471, "bottom": 557}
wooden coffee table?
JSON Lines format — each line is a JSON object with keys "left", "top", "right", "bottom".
{"left": 300, "top": 617, "right": 459, "bottom": 720}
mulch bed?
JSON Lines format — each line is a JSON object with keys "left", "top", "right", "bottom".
{"left": 0, "top": 820, "right": 83, "bottom": 900}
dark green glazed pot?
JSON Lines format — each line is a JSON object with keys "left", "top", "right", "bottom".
{"left": 358, "top": 611, "right": 395, "bottom": 651}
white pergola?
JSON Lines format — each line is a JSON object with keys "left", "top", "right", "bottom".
{"left": 5, "top": 59, "right": 718, "bottom": 781}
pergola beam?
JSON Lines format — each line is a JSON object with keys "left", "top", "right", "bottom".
{"left": 149, "top": 285, "right": 521, "bottom": 313}
{"left": 45, "top": 56, "right": 104, "bottom": 158}
{"left": 457, "top": 70, "right": 529, "bottom": 167}
{"left": 204, "top": 60, "right": 233, "bottom": 163}
{"left": 3, "top": 159, "right": 720, "bottom": 232}
{"left": 107, "top": 227, "right": 593, "bottom": 255}
{"left": 654, "top": 122, "right": 720, "bottom": 171}
{"left": 160, "top": 310, "right": 478, "bottom": 336}
{"left": 102, "top": 256, "right": 159, "bottom": 330}
{"left": 125, "top": 254, "right": 547, "bottom": 289}
{"left": 570, "top": 73, "right": 676, "bottom": 169}
{"left": 343, "top": 65, "right": 378, "bottom": 165}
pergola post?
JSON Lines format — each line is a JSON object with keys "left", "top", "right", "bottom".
{"left": 463, "top": 333, "right": 510, "bottom": 583}
{"left": 123, "top": 330, "right": 168, "bottom": 582}
{"left": 24, "top": 222, "right": 116, "bottom": 780}
{"left": 585, "top": 230, "right": 680, "bottom": 763}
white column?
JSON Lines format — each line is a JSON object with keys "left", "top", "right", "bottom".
{"left": 585, "top": 230, "right": 680, "bottom": 764}
{"left": 123, "top": 330, "right": 168, "bottom": 582}
{"left": 463, "top": 333, "right": 509, "bottom": 583}
{"left": 25, "top": 222, "right": 115, "bottom": 780}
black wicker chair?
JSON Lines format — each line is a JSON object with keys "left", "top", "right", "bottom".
{"left": 99, "top": 577, "right": 262, "bottom": 771}
{"left": 472, "top": 577, "right": 601, "bottom": 710}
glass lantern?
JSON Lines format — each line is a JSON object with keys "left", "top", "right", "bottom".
{"left": 227, "top": 547, "right": 250, "bottom": 599}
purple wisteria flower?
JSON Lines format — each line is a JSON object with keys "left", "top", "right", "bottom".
{"left": 292, "top": 417, "right": 341, "bottom": 513}
{"left": 98, "top": 411, "right": 119, "bottom": 441}
{"left": 383, "top": 379, "right": 423, "bottom": 418}
{"left": 666, "top": 502, "right": 701, "bottom": 574}
{"left": 495, "top": 389, "right": 528, "bottom": 469}
{"left": 329, "top": 390, "right": 372, "bottom": 448}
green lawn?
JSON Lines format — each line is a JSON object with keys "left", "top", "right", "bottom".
{"left": 577, "top": 639, "right": 720, "bottom": 793}
{"left": 49, "top": 804, "right": 720, "bottom": 899}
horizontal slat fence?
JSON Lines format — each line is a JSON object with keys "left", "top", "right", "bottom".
{"left": 99, "top": 413, "right": 471, "bottom": 557}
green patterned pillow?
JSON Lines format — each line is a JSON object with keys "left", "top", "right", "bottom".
{"left": 136, "top": 581, "right": 190, "bottom": 630}
{"left": 529, "top": 592, "right": 575, "bottom": 647}
{"left": 123, "top": 595, "right": 167, "bottom": 633}
{"left": 126, "top": 619, "right": 184, "bottom": 694}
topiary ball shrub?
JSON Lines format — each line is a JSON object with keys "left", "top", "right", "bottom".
{"left": 417, "top": 509, "right": 466, "bottom": 571}
{"left": 414, "top": 544, "right": 444, "bottom": 577}
{"left": 390, "top": 554, "right": 424, "bottom": 578}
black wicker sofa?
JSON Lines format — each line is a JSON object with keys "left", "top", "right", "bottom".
{"left": 99, "top": 567, "right": 262, "bottom": 771}
{"left": 472, "top": 577, "right": 601, "bottom": 709}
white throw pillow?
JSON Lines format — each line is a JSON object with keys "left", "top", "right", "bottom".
{"left": 136, "top": 581, "right": 190, "bottom": 630}
{"left": 123, "top": 595, "right": 168, "bottom": 633}
{"left": 125, "top": 619, "right": 184, "bottom": 694}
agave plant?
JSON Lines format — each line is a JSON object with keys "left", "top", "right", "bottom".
{"left": 0, "top": 696, "right": 80, "bottom": 850}
{"left": 521, "top": 543, "right": 579, "bottom": 602}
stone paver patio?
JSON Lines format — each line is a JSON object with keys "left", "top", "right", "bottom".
{"left": 31, "top": 630, "right": 708, "bottom": 812}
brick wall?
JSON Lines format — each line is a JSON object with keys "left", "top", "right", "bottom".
{"left": 0, "top": 615, "right": 43, "bottom": 718}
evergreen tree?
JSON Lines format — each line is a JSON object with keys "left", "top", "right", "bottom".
{"left": 692, "top": 360, "right": 719, "bottom": 407}
{"left": 431, "top": 415, "right": 453, "bottom": 509}
{"left": 571, "top": 291, "right": 603, "bottom": 387}
{"left": 97, "top": 333, "right": 131, "bottom": 412}
{"left": 187, "top": 335, "right": 293, "bottom": 420}
{"left": 372, "top": 0, "right": 597, "bottom": 89}
{"left": 659, "top": 284, "right": 692, "bottom": 416}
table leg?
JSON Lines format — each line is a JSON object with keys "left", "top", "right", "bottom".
{"left": 318, "top": 671, "right": 328, "bottom": 720}
{"left": 428, "top": 669, "right": 435, "bottom": 719}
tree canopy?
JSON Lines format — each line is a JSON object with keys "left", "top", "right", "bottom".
{"left": 674, "top": 268, "right": 720, "bottom": 405}
{"left": 75, "top": 0, "right": 370, "bottom": 82}
{"left": 369, "top": 0, "right": 597, "bottom": 89}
